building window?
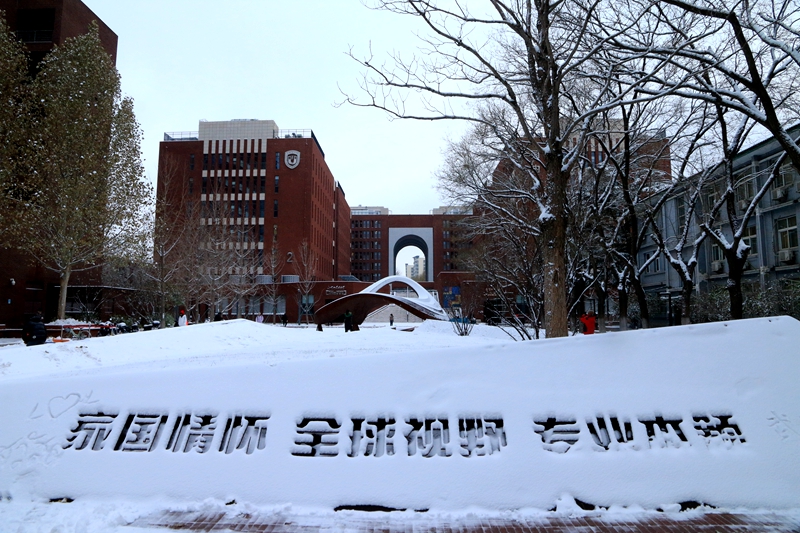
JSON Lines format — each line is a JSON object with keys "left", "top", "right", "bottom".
{"left": 777, "top": 216, "right": 798, "bottom": 250}
{"left": 742, "top": 225, "right": 757, "bottom": 256}
{"left": 188, "top": 177, "right": 194, "bottom": 194}
{"left": 711, "top": 243, "right": 724, "bottom": 262}
{"left": 735, "top": 177, "right": 755, "bottom": 203}
{"left": 203, "top": 154, "right": 208, "bottom": 171}
{"left": 202, "top": 175, "right": 207, "bottom": 194}
{"left": 260, "top": 152, "right": 267, "bottom": 170}
{"left": 274, "top": 176, "right": 279, "bottom": 193}
{"left": 642, "top": 251, "right": 661, "bottom": 274}
{"left": 675, "top": 196, "right": 686, "bottom": 232}
{"left": 259, "top": 200, "right": 265, "bottom": 218}
{"left": 190, "top": 154, "right": 195, "bottom": 170}
{"left": 374, "top": 220, "right": 381, "bottom": 228}
{"left": 374, "top": 230, "right": 381, "bottom": 238}
{"left": 275, "top": 152, "right": 281, "bottom": 170}
{"left": 273, "top": 200, "right": 279, "bottom": 217}
{"left": 777, "top": 164, "right": 797, "bottom": 188}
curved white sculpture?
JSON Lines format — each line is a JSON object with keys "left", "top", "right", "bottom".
{"left": 361, "top": 275, "right": 448, "bottom": 321}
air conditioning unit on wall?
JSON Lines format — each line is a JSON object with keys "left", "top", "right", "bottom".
{"left": 711, "top": 260, "right": 725, "bottom": 273}
{"left": 778, "top": 250, "right": 796, "bottom": 264}
{"left": 771, "top": 186, "right": 788, "bottom": 201}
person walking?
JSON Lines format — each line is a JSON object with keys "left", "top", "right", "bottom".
{"left": 389, "top": 313, "right": 394, "bottom": 327}
{"left": 344, "top": 310, "right": 353, "bottom": 333}
{"left": 177, "top": 309, "right": 188, "bottom": 326}
{"left": 579, "top": 310, "right": 597, "bottom": 335}
{"left": 22, "top": 311, "right": 47, "bottom": 346}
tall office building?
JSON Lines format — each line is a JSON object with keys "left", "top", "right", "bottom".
{"left": 158, "top": 119, "right": 354, "bottom": 319}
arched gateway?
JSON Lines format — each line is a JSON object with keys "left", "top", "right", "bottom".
{"left": 389, "top": 228, "right": 434, "bottom": 281}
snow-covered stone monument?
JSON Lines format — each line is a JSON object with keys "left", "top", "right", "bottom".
{"left": 0, "top": 316, "right": 798, "bottom": 523}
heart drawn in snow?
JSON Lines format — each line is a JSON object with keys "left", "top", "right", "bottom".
{"left": 48, "top": 394, "right": 80, "bottom": 418}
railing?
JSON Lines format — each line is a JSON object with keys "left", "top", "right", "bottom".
{"left": 16, "top": 30, "right": 53, "bottom": 43}
{"left": 164, "top": 131, "right": 199, "bottom": 141}
{"left": 277, "top": 130, "right": 324, "bottom": 158}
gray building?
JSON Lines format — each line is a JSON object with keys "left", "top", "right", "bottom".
{"left": 638, "top": 127, "right": 800, "bottom": 317}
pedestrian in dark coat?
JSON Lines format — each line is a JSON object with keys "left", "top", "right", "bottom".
{"left": 23, "top": 312, "right": 47, "bottom": 346}
{"left": 389, "top": 313, "right": 394, "bottom": 327}
{"left": 344, "top": 310, "right": 353, "bottom": 333}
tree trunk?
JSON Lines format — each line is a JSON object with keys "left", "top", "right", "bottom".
{"left": 726, "top": 252, "right": 746, "bottom": 320}
{"left": 617, "top": 284, "right": 629, "bottom": 331}
{"left": 541, "top": 160, "right": 569, "bottom": 338}
{"left": 57, "top": 265, "right": 72, "bottom": 320}
{"left": 631, "top": 278, "right": 650, "bottom": 329}
{"left": 596, "top": 284, "right": 607, "bottom": 333}
{"left": 680, "top": 279, "right": 693, "bottom": 325}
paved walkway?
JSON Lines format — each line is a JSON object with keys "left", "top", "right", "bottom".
{"left": 132, "top": 508, "right": 800, "bottom": 532}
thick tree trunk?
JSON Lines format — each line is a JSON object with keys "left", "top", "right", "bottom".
{"left": 541, "top": 156, "right": 569, "bottom": 338}
{"left": 726, "top": 252, "right": 746, "bottom": 320}
{"left": 596, "top": 284, "right": 607, "bottom": 333}
{"left": 680, "top": 279, "right": 693, "bottom": 325}
{"left": 617, "top": 284, "right": 629, "bottom": 331}
{"left": 57, "top": 265, "right": 72, "bottom": 320}
{"left": 631, "top": 277, "right": 650, "bottom": 329}
{"left": 541, "top": 225, "right": 568, "bottom": 338}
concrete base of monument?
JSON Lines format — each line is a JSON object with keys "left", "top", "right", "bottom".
{"left": 0, "top": 317, "right": 799, "bottom": 531}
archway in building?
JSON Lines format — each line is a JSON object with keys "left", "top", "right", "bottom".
{"left": 389, "top": 230, "right": 432, "bottom": 282}
{"left": 395, "top": 245, "right": 425, "bottom": 280}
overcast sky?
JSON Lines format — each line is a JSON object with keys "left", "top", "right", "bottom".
{"left": 87, "top": 0, "right": 463, "bottom": 221}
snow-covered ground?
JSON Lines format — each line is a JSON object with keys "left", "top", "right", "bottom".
{"left": 0, "top": 317, "right": 798, "bottom": 531}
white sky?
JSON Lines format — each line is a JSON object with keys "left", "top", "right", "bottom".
{"left": 86, "top": 0, "right": 464, "bottom": 218}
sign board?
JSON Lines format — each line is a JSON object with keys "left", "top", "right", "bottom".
{"left": 0, "top": 317, "right": 798, "bottom": 511}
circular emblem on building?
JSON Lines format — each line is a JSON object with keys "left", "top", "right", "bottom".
{"left": 285, "top": 150, "right": 300, "bottom": 169}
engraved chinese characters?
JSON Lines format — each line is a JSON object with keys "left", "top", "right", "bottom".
{"left": 65, "top": 412, "right": 270, "bottom": 455}
{"left": 533, "top": 413, "right": 746, "bottom": 453}
{"left": 63, "top": 410, "right": 745, "bottom": 456}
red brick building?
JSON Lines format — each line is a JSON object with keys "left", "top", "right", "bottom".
{"left": 158, "top": 120, "right": 365, "bottom": 322}
{"left": 0, "top": 0, "right": 117, "bottom": 329}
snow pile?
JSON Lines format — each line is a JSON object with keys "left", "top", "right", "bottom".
{"left": 0, "top": 317, "right": 799, "bottom": 529}
{"left": 46, "top": 318, "right": 93, "bottom": 326}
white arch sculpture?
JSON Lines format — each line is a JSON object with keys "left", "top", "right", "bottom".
{"left": 361, "top": 275, "right": 448, "bottom": 321}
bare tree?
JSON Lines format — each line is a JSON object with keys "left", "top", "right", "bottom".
{"left": 262, "top": 242, "right": 285, "bottom": 324}
{"left": 294, "top": 239, "right": 318, "bottom": 324}
{"left": 345, "top": 0, "right": 633, "bottom": 337}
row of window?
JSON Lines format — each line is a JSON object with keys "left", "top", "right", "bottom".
{"left": 196, "top": 152, "right": 288, "bottom": 172}
{"left": 351, "top": 220, "right": 382, "bottom": 229}
{"left": 351, "top": 252, "right": 382, "bottom": 261}
{"left": 352, "top": 241, "right": 382, "bottom": 250}
{"left": 643, "top": 215, "right": 798, "bottom": 275}
{"left": 352, "top": 262, "right": 382, "bottom": 272}
{"left": 199, "top": 175, "right": 280, "bottom": 195}
{"left": 203, "top": 199, "right": 279, "bottom": 219}
{"left": 351, "top": 230, "right": 382, "bottom": 239}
